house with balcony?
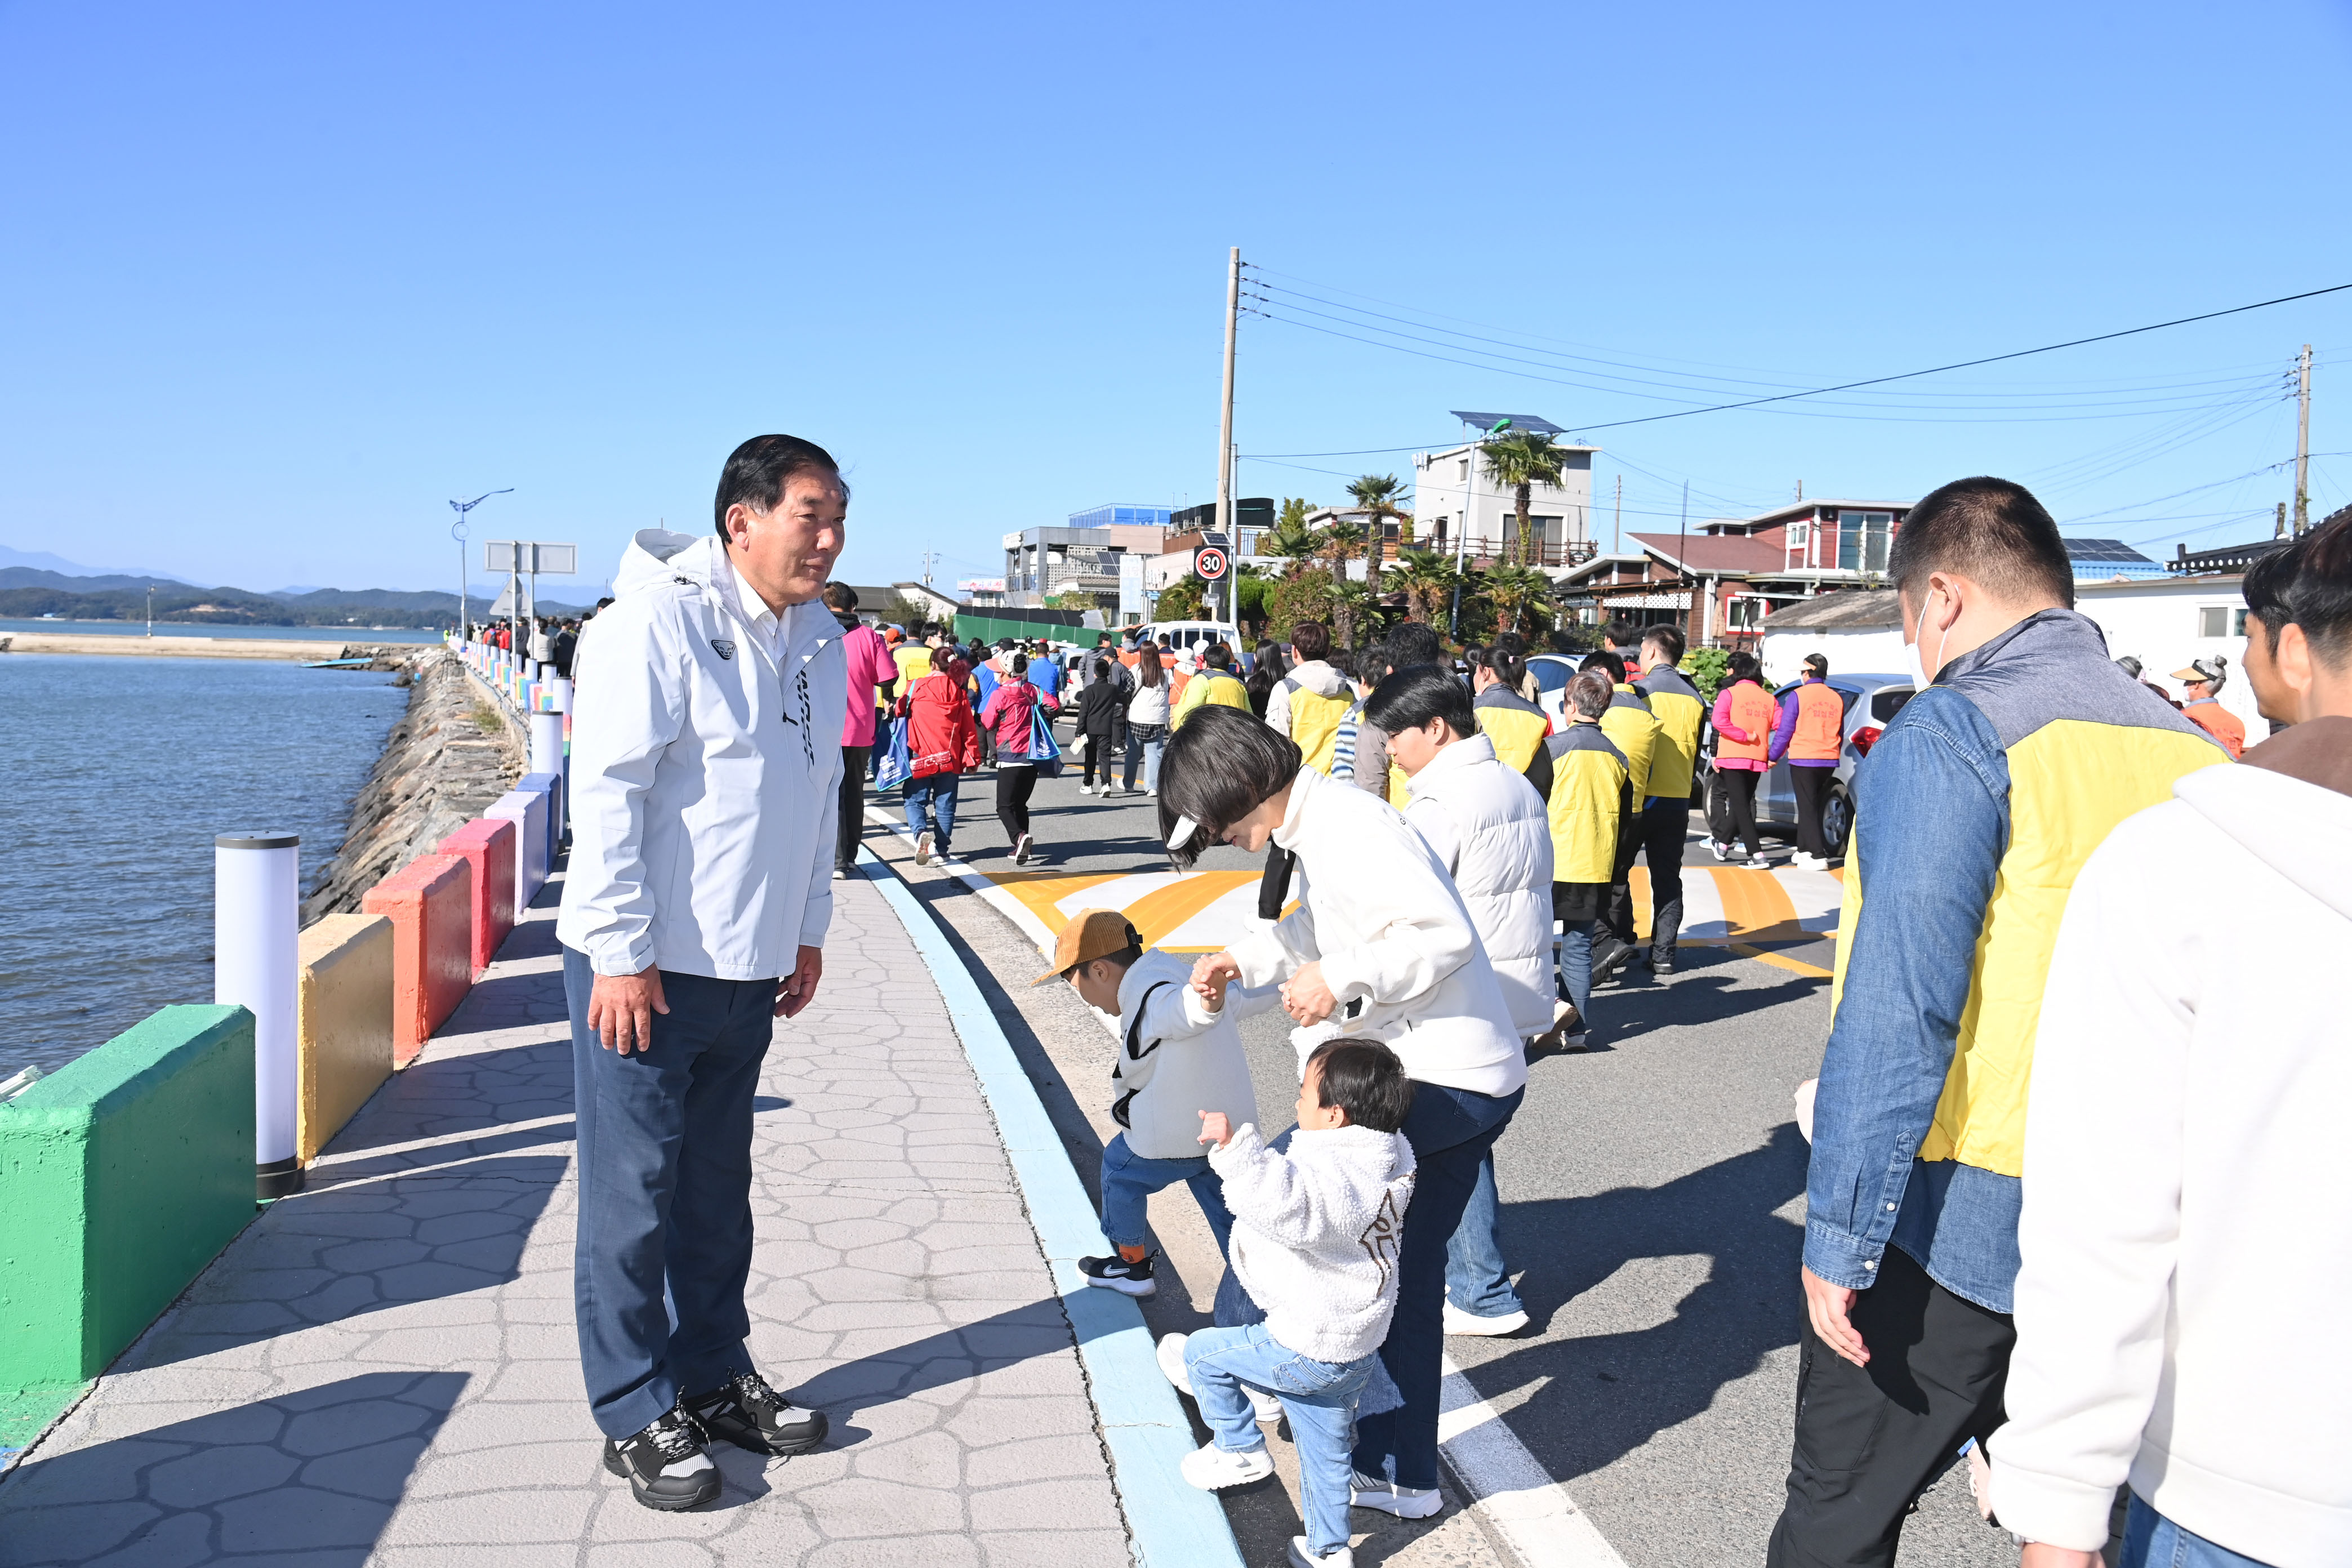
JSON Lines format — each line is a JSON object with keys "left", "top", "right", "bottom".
{"left": 1411, "top": 417, "right": 1598, "bottom": 570}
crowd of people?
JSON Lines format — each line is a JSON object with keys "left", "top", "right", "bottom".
{"left": 545, "top": 433, "right": 2349, "bottom": 1568}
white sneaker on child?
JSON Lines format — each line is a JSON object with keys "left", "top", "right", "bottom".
{"left": 1180, "top": 1442, "right": 1273, "bottom": 1490}
{"left": 1349, "top": 1469, "right": 1443, "bottom": 1518}
{"left": 1156, "top": 1333, "right": 1282, "bottom": 1423}
{"left": 1289, "top": 1538, "right": 1354, "bottom": 1568}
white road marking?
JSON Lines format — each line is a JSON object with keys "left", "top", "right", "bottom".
{"left": 1441, "top": 1354, "right": 1629, "bottom": 1567}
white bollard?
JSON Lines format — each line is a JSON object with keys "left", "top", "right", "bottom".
{"left": 529, "top": 710, "right": 567, "bottom": 841}
{"left": 553, "top": 676, "right": 572, "bottom": 714}
{"left": 216, "top": 832, "right": 302, "bottom": 1200}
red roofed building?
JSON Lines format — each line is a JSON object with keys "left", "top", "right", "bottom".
{"left": 1556, "top": 498, "right": 1913, "bottom": 648}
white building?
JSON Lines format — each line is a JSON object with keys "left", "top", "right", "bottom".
{"left": 1757, "top": 575, "right": 2266, "bottom": 737}
{"left": 1411, "top": 421, "right": 1597, "bottom": 570}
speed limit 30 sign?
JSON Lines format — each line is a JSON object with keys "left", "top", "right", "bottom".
{"left": 1192, "top": 544, "right": 1230, "bottom": 581}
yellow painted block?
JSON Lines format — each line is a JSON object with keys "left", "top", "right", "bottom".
{"left": 296, "top": 914, "right": 396, "bottom": 1162}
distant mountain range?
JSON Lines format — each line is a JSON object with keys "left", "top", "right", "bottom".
{"left": 0, "top": 544, "right": 595, "bottom": 626}
{"left": 0, "top": 563, "right": 593, "bottom": 629}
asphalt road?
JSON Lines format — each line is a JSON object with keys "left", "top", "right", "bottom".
{"left": 850, "top": 730, "right": 2012, "bottom": 1567}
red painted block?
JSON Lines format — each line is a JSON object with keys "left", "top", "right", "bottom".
{"left": 435, "top": 818, "right": 517, "bottom": 976}
{"left": 360, "top": 852, "right": 475, "bottom": 1067}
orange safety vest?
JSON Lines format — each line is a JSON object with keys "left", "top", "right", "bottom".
{"left": 1720, "top": 680, "right": 1775, "bottom": 764}
{"left": 2184, "top": 699, "right": 2245, "bottom": 760}
{"left": 1790, "top": 680, "right": 1843, "bottom": 762}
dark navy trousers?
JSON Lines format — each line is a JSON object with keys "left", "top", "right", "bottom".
{"left": 564, "top": 946, "right": 775, "bottom": 1440}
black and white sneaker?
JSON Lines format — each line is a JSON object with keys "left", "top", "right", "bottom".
{"left": 683, "top": 1370, "right": 828, "bottom": 1457}
{"left": 1079, "top": 1252, "right": 1157, "bottom": 1297}
{"left": 603, "top": 1406, "right": 719, "bottom": 1511}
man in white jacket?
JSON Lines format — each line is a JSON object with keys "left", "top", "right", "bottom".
{"left": 1367, "top": 664, "right": 1551, "bottom": 1338}
{"left": 554, "top": 435, "right": 849, "bottom": 1511}
{"left": 1990, "top": 514, "right": 2352, "bottom": 1568}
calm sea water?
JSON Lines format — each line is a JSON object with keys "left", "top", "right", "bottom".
{"left": 1, "top": 654, "right": 408, "bottom": 1077}
{"left": 0, "top": 619, "right": 446, "bottom": 644}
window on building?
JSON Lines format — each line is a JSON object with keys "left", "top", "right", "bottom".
{"left": 1458, "top": 458, "right": 1469, "bottom": 480}
{"left": 2198, "top": 605, "right": 2247, "bottom": 638}
{"left": 1837, "top": 511, "right": 1894, "bottom": 572}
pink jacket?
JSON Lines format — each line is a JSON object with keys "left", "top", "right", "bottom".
{"left": 840, "top": 622, "right": 896, "bottom": 747}
{"left": 979, "top": 678, "right": 1040, "bottom": 758}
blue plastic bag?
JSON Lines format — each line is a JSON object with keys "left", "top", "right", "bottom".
{"left": 1027, "top": 704, "right": 1063, "bottom": 779}
{"left": 874, "top": 715, "right": 913, "bottom": 792}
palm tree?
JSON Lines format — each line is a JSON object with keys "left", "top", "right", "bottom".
{"left": 1483, "top": 565, "right": 1554, "bottom": 636}
{"left": 1318, "top": 515, "right": 1370, "bottom": 644}
{"left": 1385, "top": 548, "right": 1457, "bottom": 625}
{"left": 1478, "top": 433, "right": 1574, "bottom": 566}
{"left": 1263, "top": 511, "right": 1320, "bottom": 562}
{"left": 1345, "top": 473, "right": 1407, "bottom": 563}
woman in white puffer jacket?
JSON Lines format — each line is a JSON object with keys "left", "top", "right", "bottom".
{"left": 1165, "top": 707, "right": 1525, "bottom": 1523}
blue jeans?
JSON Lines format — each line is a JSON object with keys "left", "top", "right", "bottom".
{"left": 563, "top": 946, "right": 774, "bottom": 1439}
{"left": 2121, "top": 1495, "right": 2275, "bottom": 1567}
{"left": 903, "top": 773, "right": 959, "bottom": 850}
{"left": 1555, "top": 881, "right": 1606, "bottom": 1031}
{"left": 1186, "top": 1324, "right": 1372, "bottom": 1556}
{"left": 1099, "top": 1132, "right": 1236, "bottom": 1258}
{"left": 1351, "top": 1080, "right": 1523, "bottom": 1491}
{"left": 1443, "top": 1151, "right": 1522, "bottom": 1317}
{"left": 1124, "top": 724, "right": 1166, "bottom": 791}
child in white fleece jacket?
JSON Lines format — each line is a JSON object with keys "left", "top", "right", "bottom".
{"left": 1167, "top": 1038, "right": 1418, "bottom": 1568}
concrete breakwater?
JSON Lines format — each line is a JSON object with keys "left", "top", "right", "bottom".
{"left": 302, "top": 649, "right": 523, "bottom": 924}
{"left": 0, "top": 632, "right": 421, "bottom": 661}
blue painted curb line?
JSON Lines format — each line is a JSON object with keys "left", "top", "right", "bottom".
{"left": 858, "top": 850, "right": 1245, "bottom": 1568}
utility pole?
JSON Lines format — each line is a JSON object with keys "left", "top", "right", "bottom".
{"left": 1613, "top": 474, "right": 1623, "bottom": 554}
{"left": 2293, "top": 342, "right": 2313, "bottom": 534}
{"left": 145, "top": 583, "right": 154, "bottom": 637}
{"left": 1215, "top": 247, "right": 1241, "bottom": 625}
{"left": 1678, "top": 480, "right": 1691, "bottom": 644}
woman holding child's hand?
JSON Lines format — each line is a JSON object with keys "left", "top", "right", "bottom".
{"left": 1153, "top": 706, "right": 1527, "bottom": 1522}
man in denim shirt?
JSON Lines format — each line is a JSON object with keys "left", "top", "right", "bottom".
{"left": 1770, "top": 478, "right": 2221, "bottom": 1567}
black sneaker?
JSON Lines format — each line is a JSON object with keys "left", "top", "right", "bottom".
{"left": 683, "top": 1370, "right": 827, "bottom": 1457}
{"left": 1647, "top": 948, "right": 1677, "bottom": 977}
{"left": 603, "top": 1406, "right": 720, "bottom": 1511}
{"left": 1078, "top": 1251, "right": 1157, "bottom": 1298}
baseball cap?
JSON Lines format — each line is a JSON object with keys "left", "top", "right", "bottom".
{"left": 1032, "top": 909, "right": 1142, "bottom": 985}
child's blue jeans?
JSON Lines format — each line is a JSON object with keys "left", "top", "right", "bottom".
{"left": 1186, "top": 1323, "right": 1372, "bottom": 1557}
{"left": 1099, "top": 1133, "right": 1235, "bottom": 1259}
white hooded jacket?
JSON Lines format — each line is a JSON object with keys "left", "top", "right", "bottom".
{"left": 1402, "top": 734, "right": 1556, "bottom": 1036}
{"left": 1226, "top": 767, "right": 1527, "bottom": 1097}
{"left": 1210, "top": 1121, "right": 1418, "bottom": 1364}
{"left": 556, "top": 529, "right": 847, "bottom": 980}
{"left": 1990, "top": 733, "right": 2352, "bottom": 1567}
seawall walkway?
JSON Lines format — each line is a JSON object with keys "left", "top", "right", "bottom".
{"left": 0, "top": 866, "right": 1152, "bottom": 1567}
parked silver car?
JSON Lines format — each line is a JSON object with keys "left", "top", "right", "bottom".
{"left": 1703, "top": 673, "right": 1916, "bottom": 860}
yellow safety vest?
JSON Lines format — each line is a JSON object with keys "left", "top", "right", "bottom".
{"left": 1636, "top": 667, "right": 1707, "bottom": 800}
{"left": 1473, "top": 687, "right": 1552, "bottom": 776}
{"left": 1545, "top": 723, "right": 1630, "bottom": 884}
{"left": 1830, "top": 715, "right": 2223, "bottom": 1178}
{"left": 1597, "top": 687, "right": 1659, "bottom": 803}
{"left": 1171, "top": 671, "right": 1250, "bottom": 729}
{"left": 1284, "top": 678, "right": 1356, "bottom": 774}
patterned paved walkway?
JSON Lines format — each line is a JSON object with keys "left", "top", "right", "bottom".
{"left": 0, "top": 870, "right": 1130, "bottom": 1567}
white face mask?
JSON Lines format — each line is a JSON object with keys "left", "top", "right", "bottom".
{"left": 1905, "top": 587, "right": 1953, "bottom": 689}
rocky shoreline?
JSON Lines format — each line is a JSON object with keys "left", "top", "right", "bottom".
{"left": 302, "top": 649, "right": 525, "bottom": 924}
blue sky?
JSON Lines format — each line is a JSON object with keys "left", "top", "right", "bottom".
{"left": 2, "top": 1, "right": 2347, "bottom": 596}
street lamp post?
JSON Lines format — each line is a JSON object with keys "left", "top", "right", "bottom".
{"left": 447, "top": 489, "right": 513, "bottom": 639}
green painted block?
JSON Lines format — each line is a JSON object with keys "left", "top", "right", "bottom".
{"left": 0, "top": 1005, "right": 257, "bottom": 1393}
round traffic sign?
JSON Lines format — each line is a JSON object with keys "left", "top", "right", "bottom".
{"left": 1193, "top": 545, "right": 1229, "bottom": 581}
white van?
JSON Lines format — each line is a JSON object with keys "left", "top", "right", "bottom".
{"left": 1130, "top": 619, "right": 1240, "bottom": 653}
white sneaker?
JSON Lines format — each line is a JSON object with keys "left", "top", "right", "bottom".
{"left": 1156, "top": 1334, "right": 1283, "bottom": 1423}
{"left": 1013, "top": 833, "right": 1034, "bottom": 865}
{"left": 1707, "top": 839, "right": 1731, "bottom": 861}
{"left": 1443, "top": 1299, "right": 1530, "bottom": 1337}
{"left": 1349, "top": 1469, "right": 1442, "bottom": 1518}
{"left": 1289, "top": 1538, "right": 1355, "bottom": 1568}
{"left": 1181, "top": 1442, "right": 1273, "bottom": 1490}
{"left": 1078, "top": 783, "right": 1095, "bottom": 794}
{"left": 914, "top": 832, "right": 933, "bottom": 866}
{"left": 1563, "top": 1032, "right": 1591, "bottom": 1051}
{"left": 1155, "top": 1333, "right": 1195, "bottom": 1396}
